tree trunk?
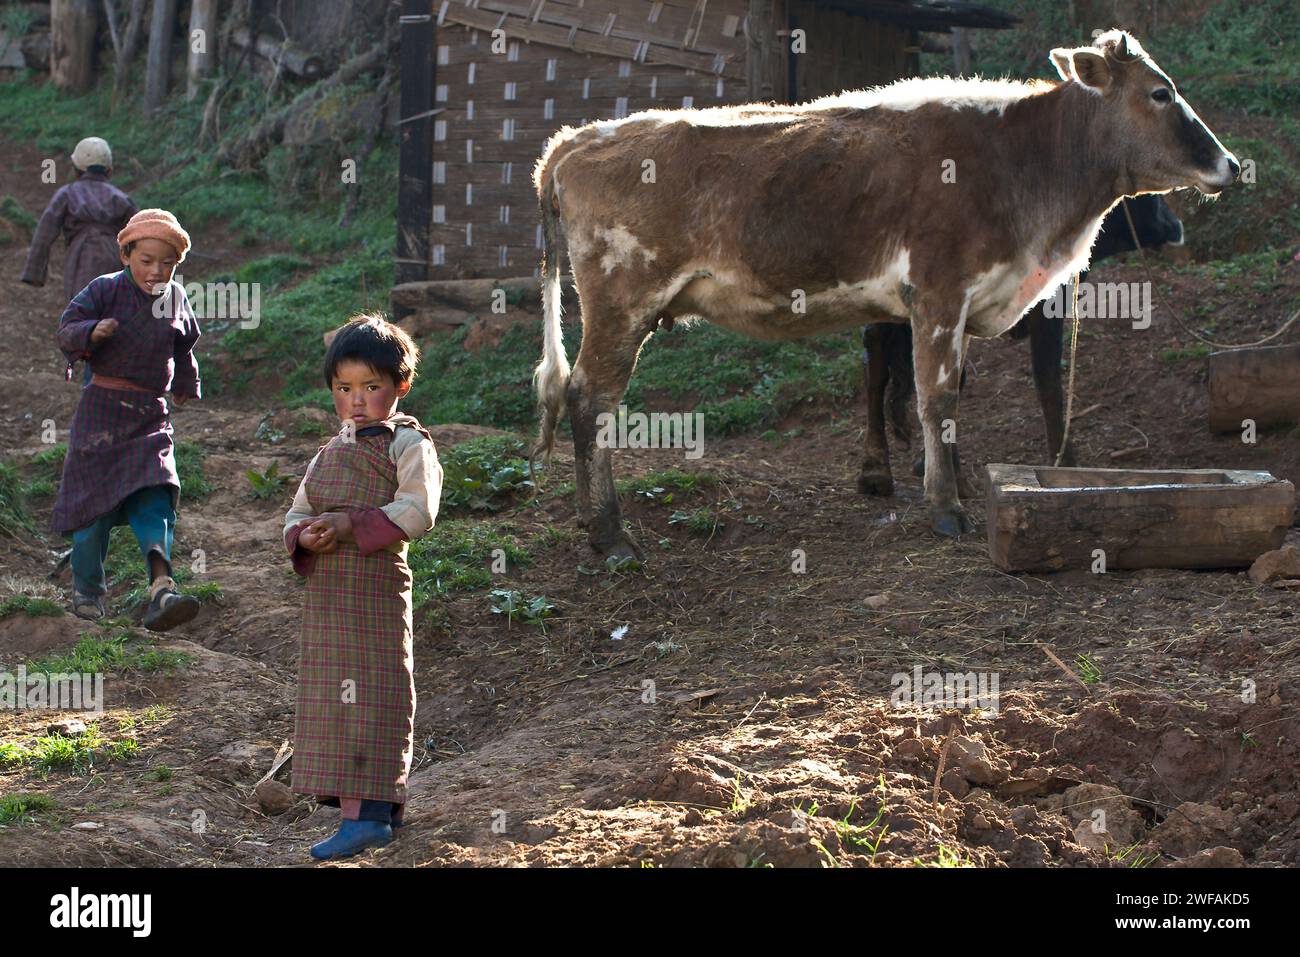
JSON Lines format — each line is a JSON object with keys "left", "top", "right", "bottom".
{"left": 144, "top": 0, "right": 177, "bottom": 112}
{"left": 186, "top": 0, "right": 218, "bottom": 101}
{"left": 51, "top": 0, "right": 98, "bottom": 93}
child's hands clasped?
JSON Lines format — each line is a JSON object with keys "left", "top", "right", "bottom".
{"left": 297, "top": 512, "right": 355, "bottom": 553}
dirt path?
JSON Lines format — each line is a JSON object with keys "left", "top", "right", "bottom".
{"left": 2, "top": 131, "right": 1298, "bottom": 868}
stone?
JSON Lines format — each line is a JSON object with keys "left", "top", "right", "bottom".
{"left": 1248, "top": 545, "right": 1300, "bottom": 584}
{"left": 254, "top": 779, "right": 295, "bottom": 815}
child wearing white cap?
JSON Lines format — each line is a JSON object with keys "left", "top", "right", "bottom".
{"left": 21, "top": 137, "right": 139, "bottom": 305}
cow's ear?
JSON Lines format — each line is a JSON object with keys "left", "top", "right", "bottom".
{"left": 1049, "top": 48, "right": 1074, "bottom": 82}
{"left": 1069, "top": 50, "right": 1112, "bottom": 92}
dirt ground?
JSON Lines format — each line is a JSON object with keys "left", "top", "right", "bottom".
{"left": 1, "top": 131, "right": 1298, "bottom": 868}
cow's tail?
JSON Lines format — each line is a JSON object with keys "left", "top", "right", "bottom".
{"left": 528, "top": 171, "right": 571, "bottom": 494}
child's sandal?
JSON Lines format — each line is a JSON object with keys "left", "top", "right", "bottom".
{"left": 142, "top": 581, "right": 200, "bottom": 632}
{"left": 72, "top": 592, "right": 105, "bottom": 621}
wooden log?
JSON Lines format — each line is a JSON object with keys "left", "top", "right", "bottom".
{"left": 186, "top": 0, "right": 218, "bottom": 100}
{"left": 986, "top": 464, "right": 1295, "bottom": 572}
{"left": 50, "top": 0, "right": 98, "bottom": 93}
{"left": 144, "top": 0, "right": 177, "bottom": 112}
{"left": 1208, "top": 343, "right": 1300, "bottom": 434}
{"left": 390, "top": 276, "right": 579, "bottom": 315}
{"left": 229, "top": 26, "right": 323, "bottom": 78}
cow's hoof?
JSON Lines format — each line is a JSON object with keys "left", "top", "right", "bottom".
{"left": 930, "top": 505, "right": 974, "bottom": 539}
{"left": 857, "top": 470, "right": 894, "bottom": 497}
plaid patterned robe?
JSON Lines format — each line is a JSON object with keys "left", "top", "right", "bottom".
{"left": 291, "top": 427, "right": 428, "bottom": 804}
{"left": 21, "top": 171, "right": 138, "bottom": 303}
{"left": 50, "top": 271, "right": 202, "bottom": 536}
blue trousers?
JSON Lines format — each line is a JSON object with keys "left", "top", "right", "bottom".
{"left": 70, "top": 484, "right": 175, "bottom": 597}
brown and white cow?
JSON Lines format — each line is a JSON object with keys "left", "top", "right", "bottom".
{"left": 530, "top": 30, "right": 1238, "bottom": 561}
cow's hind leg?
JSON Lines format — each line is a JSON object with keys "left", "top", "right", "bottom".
{"left": 567, "top": 316, "right": 649, "bottom": 562}
{"left": 911, "top": 297, "right": 974, "bottom": 537}
{"left": 857, "top": 324, "right": 895, "bottom": 496}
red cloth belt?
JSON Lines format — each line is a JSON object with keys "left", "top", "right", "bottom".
{"left": 90, "top": 373, "right": 154, "bottom": 393}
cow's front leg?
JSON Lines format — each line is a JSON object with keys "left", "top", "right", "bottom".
{"left": 909, "top": 349, "right": 976, "bottom": 499}
{"left": 911, "top": 300, "right": 974, "bottom": 537}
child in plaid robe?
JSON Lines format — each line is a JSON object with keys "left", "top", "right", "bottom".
{"left": 53, "top": 208, "right": 203, "bottom": 632}
{"left": 21, "top": 136, "right": 139, "bottom": 305}
{"left": 284, "top": 313, "right": 442, "bottom": 861}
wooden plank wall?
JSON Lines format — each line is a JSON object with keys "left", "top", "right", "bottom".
{"left": 422, "top": 0, "right": 914, "bottom": 280}
{"left": 788, "top": 0, "right": 916, "bottom": 101}
{"left": 427, "top": 0, "right": 750, "bottom": 280}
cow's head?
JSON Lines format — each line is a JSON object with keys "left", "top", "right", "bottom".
{"left": 1050, "top": 30, "right": 1239, "bottom": 196}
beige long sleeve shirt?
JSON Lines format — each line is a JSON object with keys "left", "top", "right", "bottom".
{"left": 284, "top": 412, "right": 442, "bottom": 557}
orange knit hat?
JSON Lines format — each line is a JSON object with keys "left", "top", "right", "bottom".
{"left": 117, "top": 209, "right": 191, "bottom": 263}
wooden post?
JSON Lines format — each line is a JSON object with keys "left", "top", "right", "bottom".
{"left": 1208, "top": 343, "right": 1300, "bottom": 434}
{"left": 50, "top": 0, "right": 98, "bottom": 93}
{"left": 394, "top": 0, "right": 435, "bottom": 300}
{"left": 187, "top": 0, "right": 218, "bottom": 101}
{"left": 951, "top": 27, "right": 971, "bottom": 76}
{"left": 747, "top": 0, "right": 786, "bottom": 103}
{"left": 145, "top": 0, "right": 177, "bottom": 113}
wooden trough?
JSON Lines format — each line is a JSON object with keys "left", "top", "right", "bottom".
{"left": 1208, "top": 343, "right": 1300, "bottom": 434}
{"left": 986, "top": 465, "right": 1295, "bottom": 572}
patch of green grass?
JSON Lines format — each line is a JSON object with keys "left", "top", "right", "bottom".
{"left": 669, "top": 507, "right": 725, "bottom": 537}
{"left": 0, "top": 461, "right": 35, "bottom": 537}
{"left": 183, "top": 582, "right": 224, "bottom": 603}
{"left": 0, "top": 194, "right": 36, "bottom": 232}
{"left": 0, "top": 595, "right": 63, "bottom": 619}
{"left": 1074, "top": 653, "right": 1103, "bottom": 685}
{"left": 1114, "top": 841, "right": 1159, "bottom": 868}
{"left": 925, "top": 844, "right": 975, "bottom": 868}
{"left": 223, "top": 240, "right": 394, "bottom": 399}
{"left": 404, "top": 319, "right": 862, "bottom": 442}
{"left": 408, "top": 519, "right": 532, "bottom": 608}
{"left": 488, "top": 588, "right": 556, "bottom": 631}
{"left": 0, "top": 793, "right": 55, "bottom": 827}
{"left": 440, "top": 435, "right": 534, "bottom": 512}
{"left": 1, "top": 720, "right": 147, "bottom": 776}
{"left": 833, "top": 799, "right": 891, "bottom": 864}
{"left": 176, "top": 442, "right": 212, "bottom": 500}
{"left": 619, "top": 469, "right": 716, "bottom": 505}
{"left": 1160, "top": 344, "right": 1212, "bottom": 363}
{"left": 246, "top": 461, "right": 286, "bottom": 499}
{"left": 27, "top": 629, "right": 191, "bottom": 676}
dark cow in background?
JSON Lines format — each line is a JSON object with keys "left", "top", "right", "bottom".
{"left": 857, "top": 193, "right": 1185, "bottom": 497}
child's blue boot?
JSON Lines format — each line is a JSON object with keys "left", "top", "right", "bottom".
{"left": 310, "top": 819, "right": 393, "bottom": 860}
